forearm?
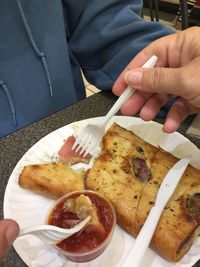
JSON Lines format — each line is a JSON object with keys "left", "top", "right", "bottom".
{"left": 67, "top": 0, "right": 174, "bottom": 90}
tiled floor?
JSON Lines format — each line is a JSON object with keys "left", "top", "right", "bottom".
{"left": 82, "top": 74, "right": 100, "bottom": 97}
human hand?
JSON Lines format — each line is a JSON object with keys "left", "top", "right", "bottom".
{"left": 113, "top": 27, "right": 200, "bottom": 133}
{"left": 0, "top": 219, "right": 19, "bottom": 260}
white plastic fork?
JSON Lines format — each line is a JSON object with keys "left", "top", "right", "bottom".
{"left": 72, "top": 55, "right": 158, "bottom": 156}
{"left": 19, "top": 215, "right": 91, "bottom": 244}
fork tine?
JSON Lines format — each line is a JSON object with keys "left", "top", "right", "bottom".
{"left": 83, "top": 139, "right": 97, "bottom": 157}
{"left": 77, "top": 134, "right": 91, "bottom": 153}
{"left": 79, "top": 134, "right": 92, "bottom": 156}
{"left": 72, "top": 130, "right": 85, "bottom": 151}
{"left": 72, "top": 137, "right": 79, "bottom": 150}
{"left": 74, "top": 133, "right": 89, "bottom": 153}
{"left": 83, "top": 149, "right": 91, "bottom": 157}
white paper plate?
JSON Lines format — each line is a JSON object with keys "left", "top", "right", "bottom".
{"left": 4, "top": 116, "right": 200, "bottom": 267}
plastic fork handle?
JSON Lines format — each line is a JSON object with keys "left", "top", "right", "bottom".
{"left": 19, "top": 215, "right": 91, "bottom": 236}
{"left": 103, "top": 55, "right": 158, "bottom": 127}
{"left": 122, "top": 204, "right": 163, "bottom": 267}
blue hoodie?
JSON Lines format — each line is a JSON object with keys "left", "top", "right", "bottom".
{"left": 0, "top": 0, "right": 174, "bottom": 137}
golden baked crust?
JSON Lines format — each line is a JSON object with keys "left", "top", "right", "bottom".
{"left": 19, "top": 162, "right": 85, "bottom": 199}
{"left": 86, "top": 123, "right": 200, "bottom": 261}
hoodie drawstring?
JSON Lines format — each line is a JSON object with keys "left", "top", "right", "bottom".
{"left": 16, "top": 0, "right": 53, "bottom": 97}
{"left": 0, "top": 81, "right": 17, "bottom": 126}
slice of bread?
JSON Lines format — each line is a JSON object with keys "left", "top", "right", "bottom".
{"left": 19, "top": 162, "right": 85, "bottom": 199}
{"left": 86, "top": 123, "right": 200, "bottom": 261}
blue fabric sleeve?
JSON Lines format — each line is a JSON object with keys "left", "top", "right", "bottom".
{"left": 64, "top": 0, "right": 175, "bottom": 90}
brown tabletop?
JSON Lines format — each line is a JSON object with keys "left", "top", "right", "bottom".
{"left": 0, "top": 91, "right": 200, "bottom": 267}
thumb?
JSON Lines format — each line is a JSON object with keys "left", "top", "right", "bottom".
{"left": 124, "top": 67, "right": 183, "bottom": 95}
{"left": 0, "top": 219, "right": 20, "bottom": 260}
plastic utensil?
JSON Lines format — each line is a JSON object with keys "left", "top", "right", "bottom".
{"left": 122, "top": 158, "right": 190, "bottom": 267}
{"left": 19, "top": 215, "right": 91, "bottom": 244}
{"left": 72, "top": 55, "right": 158, "bottom": 156}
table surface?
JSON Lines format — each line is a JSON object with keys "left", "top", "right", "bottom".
{"left": 0, "top": 91, "right": 200, "bottom": 267}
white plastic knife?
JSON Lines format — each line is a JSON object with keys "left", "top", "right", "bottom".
{"left": 122, "top": 157, "right": 190, "bottom": 267}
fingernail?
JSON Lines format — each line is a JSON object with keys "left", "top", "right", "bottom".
{"left": 125, "top": 70, "right": 143, "bottom": 87}
{"left": 6, "top": 226, "right": 19, "bottom": 246}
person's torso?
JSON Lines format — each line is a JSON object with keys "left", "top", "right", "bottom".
{"left": 0, "top": 0, "right": 86, "bottom": 137}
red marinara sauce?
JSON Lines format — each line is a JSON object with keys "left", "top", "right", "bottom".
{"left": 48, "top": 191, "right": 116, "bottom": 262}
